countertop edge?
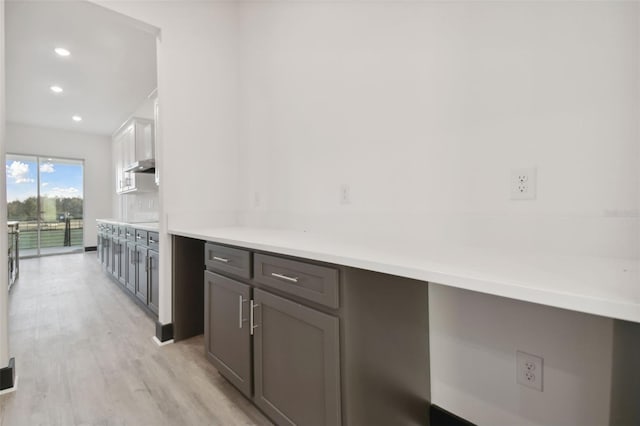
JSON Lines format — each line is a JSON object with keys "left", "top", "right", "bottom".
{"left": 97, "top": 219, "right": 159, "bottom": 232}
{"left": 169, "top": 227, "right": 640, "bottom": 324}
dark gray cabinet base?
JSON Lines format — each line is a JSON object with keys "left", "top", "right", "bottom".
{"left": 97, "top": 223, "right": 159, "bottom": 320}
{"left": 205, "top": 271, "right": 252, "bottom": 398}
{"left": 193, "top": 239, "right": 430, "bottom": 426}
{"left": 253, "top": 288, "right": 341, "bottom": 426}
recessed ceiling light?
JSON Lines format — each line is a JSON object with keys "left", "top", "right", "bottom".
{"left": 54, "top": 47, "right": 70, "bottom": 57}
{"left": 50, "top": 85, "right": 63, "bottom": 93}
{"left": 72, "top": 115, "right": 82, "bottom": 122}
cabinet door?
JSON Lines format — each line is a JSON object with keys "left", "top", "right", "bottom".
{"left": 204, "top": 271, "right": 251, "bottom": 398}
{"left": 118, "top": 240, "right": 126, "bottom": 284}
{"left": 123, "top": 126, "right": 136, "bottom": 190}
{"left": 136, "top": 246, "right": 148, "bottom": 304}
{"left": 135, "top": 120, "right": 154, "bottom": 160}
{"left": 125, "top": 243, "right": 136, "bottom": 294}
{"left": 111, "top": 238, "right": 118, "bottom": 277}
{"left": 148, "top": 250, "right": 159, "bottom": 315}
{"left": 103, "top": 237, "right": 110, "bottom": 268}
{"left": 113, "top": 131, "right": 125, "bottom": 193}
{"left": 253, "top": 288, "right": 341, "bottom": 426}
{"left": 97, "top": 234, "right": 102, "bottom": 262}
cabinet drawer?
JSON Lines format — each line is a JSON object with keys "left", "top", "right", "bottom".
{"left": 124, "top": 227, "right": 135, "bottom": 241}
{"left": 135, "top": 229, "right": 148, "bottom": 245}
{"left": 205, "top": 243, "right": 251, "bottom": 279}
{"left": 148, "top": 232, "right": 159, "bottom": 251}
{"left": 253, "top": 254, "right": 339, "bottom": 309}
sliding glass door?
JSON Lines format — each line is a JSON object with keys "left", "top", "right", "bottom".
{"left": 6, "top": 154, "right": 84, "bottom": 257}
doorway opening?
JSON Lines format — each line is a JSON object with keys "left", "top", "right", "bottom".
{"left": 6, "top": 154, "right": 84, "bottom": 258}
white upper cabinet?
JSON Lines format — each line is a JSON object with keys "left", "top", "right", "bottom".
{"left": 114, "top": 117, "right": 156, "bottom": 194}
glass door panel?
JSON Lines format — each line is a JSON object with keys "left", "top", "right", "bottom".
{"left": 6, "top": 154, "right": 84, "bottom": 257}
{"left": 38, "top": 157, "right": 84, "bottom": 255}
{"left": 6, "top": 155, "right": 39, "bottom": 256}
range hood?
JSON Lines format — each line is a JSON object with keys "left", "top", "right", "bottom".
{"left": 124, "top": 159, "right": 155, "bottom": 173}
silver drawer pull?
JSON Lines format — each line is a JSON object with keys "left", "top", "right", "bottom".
{"left": 149, "top": 238, "right": 155, "bottom": 244}
{"left": 136, "top": 235, "right": 142, "bottom": 240}
{"left": 213, "top": 256, "right": 229, "bottom": 263}
{"left": 271, "top": 272, "right": 299, "bottom": 283}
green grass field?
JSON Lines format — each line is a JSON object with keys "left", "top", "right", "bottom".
{"left": 12, "top": 220, "right": 84, "bottom": 250}
{"left": 19, "top": 229, "right": 84, "bottom": 249}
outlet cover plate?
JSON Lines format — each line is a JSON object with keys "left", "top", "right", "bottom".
{"left": 516, "top": 350, "right": 543, "bottom": 391}
{"left": 511, "top": 168, "right": 537, "bottom": 200}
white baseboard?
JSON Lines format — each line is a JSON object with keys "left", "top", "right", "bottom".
{"left": 0, "top": 376, "right": 18, "bottom": 395}
{"left": 152, "top": 336, "right": 174, "bottom": 347}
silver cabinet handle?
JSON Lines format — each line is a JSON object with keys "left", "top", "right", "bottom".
{"left": 136, "top": 235, "right": 142, "bottom": 240}
{"left": 149, "top": 238, "right": 155, "bottom": 244}
{"left": 126, "top": 232, "right": 131, "bottom": 237}
{"left": 238, "top": 296, "right": 249, "bottom": 329}
{"left": 213, "top": 256, "right": 229, "bottom": 263}
{"left": 271, "top": 272, "right": 299, "bottom": 283}
{"left": 250, "top": 301, "right": 260, "bottom": 335}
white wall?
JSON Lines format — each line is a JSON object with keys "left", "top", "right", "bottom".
{"left": 238, "top": 1, "right": 639, "bottom": 259}
{"left": 236, "top": 2, "right": 638, "bottom": 425}
{"left": 0, "top": 0, "right": 9, "bottom": 369}
{"left": 89, "top": 1, "right": 638, "bottom": 424}
{"left": 6, "top": 122, "right": 112, "bottom": 248}
{"left": 94, "top": 0, "right": 241, "bottom": 325}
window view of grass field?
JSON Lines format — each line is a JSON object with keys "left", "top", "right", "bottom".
{"left": 6, "top": 154, "right": 84, "bottom": 257}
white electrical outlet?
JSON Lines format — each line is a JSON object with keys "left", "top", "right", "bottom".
{"left": 511, "top": 168, "right": 537, "bottom": 200}
{"left": 340, "top": 184, "right": 351, "bottom": 205}
{"left": 516, "top": 350, "right": 543, "bottom": 391}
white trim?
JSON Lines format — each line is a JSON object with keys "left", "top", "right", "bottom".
{"left": 0, "top": 376, "right": 18, "bottom": 395}
{"left": 152, "top": 336, "right": 173, "bottom": 347}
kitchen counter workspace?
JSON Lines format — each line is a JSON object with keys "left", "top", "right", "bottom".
{"left": 169, "top": 226, "right": 640, "bottom": 323}
{"left": 97, "top": 218, "right": 159, "bottom": 232}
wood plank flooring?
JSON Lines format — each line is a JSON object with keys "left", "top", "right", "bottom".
{"left": 0, "top": 253, "right": 272, "bottom": 426}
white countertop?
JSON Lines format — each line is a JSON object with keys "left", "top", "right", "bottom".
{"left": 97, "top": 219, "right": 159, "bottom": 232}
{"left": 169, "top": 226, "right": 640, "bottom": 323}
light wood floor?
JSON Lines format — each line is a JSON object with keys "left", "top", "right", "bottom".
{"left": 0, "top": 253, "right": 272, "bottom": 426}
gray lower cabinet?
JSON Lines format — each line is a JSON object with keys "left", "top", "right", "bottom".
{"left": 200, "top": 242, "right": 430, "bottom": 426}
{"left": 97, "top": 222, "right": 160, "bottom": 319}
{"left": 111, "top": 238, "right": 120, "bottom": 278}
{"left": 136, "top": 246, "right": 148, "bottom": 304}
{"left": 125, "top": 242, "right": 137, "bottom": 294}
{"left": 148, "top": 250, "right": 159, "bottom": 314}
{"left": 204, "top": 271, "right": 252, "bottom": 397}
{"left": 253, "top": 288, "right": 341, "bottom": 426}
{"left": 117, "top": 239, "right": 126, "bottom": 285}
{"left": 97, "top": 233, "right": 103, "bottom": 262}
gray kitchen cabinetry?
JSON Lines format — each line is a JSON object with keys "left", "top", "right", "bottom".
{"left": 97, "top": 224, "right": 104, "bottom": 262}
{"left": 202, "top": 241, "right": 430, "bottom": 426}
{"left": 136, "top": 245, "right": 148, "bottom": 304}
{"left": 204, "top": 271, "right": 252, "bottom": 398}
{"left": 148, "top": 248, "right": 159, "bottom": 315}
{"left": 253, "top": 288, "right": 341, "bottom": 426}
{"left": 96, "top": 221, "right": 160, "bottom": 319}
{"left": 125, "top": 242, "right": 137, "bottom": 294}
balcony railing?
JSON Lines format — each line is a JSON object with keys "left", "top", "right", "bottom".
{"left": 13, "top": 219, "right": 84, "bottom": 250}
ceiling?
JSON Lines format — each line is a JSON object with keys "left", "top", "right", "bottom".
{"left": 6, "top": 1, "right": 158, "bottom": 136}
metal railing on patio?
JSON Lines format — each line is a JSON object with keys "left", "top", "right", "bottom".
{"left": 15, "top": 219, "right": 84, "bottom": 250}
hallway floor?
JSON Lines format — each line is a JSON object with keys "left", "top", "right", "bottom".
{"left": 0, "top": 253, "right": 271, "bottom": 426}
